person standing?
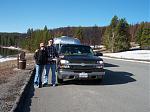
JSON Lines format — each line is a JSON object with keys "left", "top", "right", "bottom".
{"left": 43, "top": 39, "right": 59, "bottom": 87}
{"left": 34, "top": 43, "right": 47, "bottom": 88}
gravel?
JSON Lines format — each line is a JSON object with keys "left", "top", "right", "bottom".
{"left": 0, "top": 53, "right": 35, "bottom": 112}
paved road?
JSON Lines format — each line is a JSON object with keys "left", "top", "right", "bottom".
{"left": 24, "top": 58, "right": 150, "bottom": 112}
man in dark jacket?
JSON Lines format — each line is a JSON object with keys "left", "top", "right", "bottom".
{"left": 43, "top": 39, "right": 59, "bottom": 87}
{"left": 34, "top": 43, "right": 47, "bottom": 88}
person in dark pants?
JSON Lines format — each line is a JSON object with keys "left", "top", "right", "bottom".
{"left": 43, "top": 39, "right": 59, "bottom": 87}
{"left": 34, "top": 43, "right": 47, "bottom": 88}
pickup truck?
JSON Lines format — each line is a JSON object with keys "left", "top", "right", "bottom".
{"left": 57, "top": 44, "right": 105, "bottom": 83}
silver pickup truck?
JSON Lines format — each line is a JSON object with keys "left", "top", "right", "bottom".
{"left": 54, "top": 36, "right": 105, "bottom": 83}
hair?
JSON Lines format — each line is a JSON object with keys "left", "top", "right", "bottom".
{"left": 49, "top": 38, "right": 54, "bottom": 41}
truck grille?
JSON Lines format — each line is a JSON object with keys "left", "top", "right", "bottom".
{"left": 70, "top": 60, "right": 96, "bottom": 64}
{"left": 70, "top": 65, "right": 95, "bottom": 73}
{"left": 70, "top": 65, "right": 94, "bottom": 70}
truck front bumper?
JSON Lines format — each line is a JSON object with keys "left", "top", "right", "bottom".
{"left": 57, "top": 70, "right": 105, "bottom": 80}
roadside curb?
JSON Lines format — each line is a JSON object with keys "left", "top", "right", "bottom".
{"left": 10, "top": 68, "right": 35, "bottom": 112}
{"left": 102, "top": 56, "right": 150, "bottom": 63}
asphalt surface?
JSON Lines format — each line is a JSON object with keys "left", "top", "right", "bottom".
{"left": 24, "top": 58, "right": 150, "bottom": 112}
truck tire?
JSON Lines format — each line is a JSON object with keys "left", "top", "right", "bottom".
{"left": 96, "top": 76, "right": 103, "bottom": 83}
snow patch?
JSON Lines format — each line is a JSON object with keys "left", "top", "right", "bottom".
{"left": 0, "top": 57, "right": 17, "bottom": 62}
{"left": 103, "top": 50, "right": 150, "bottom": 61}
{"left": 1, "top": 46, "right": 22, "bottom": 50}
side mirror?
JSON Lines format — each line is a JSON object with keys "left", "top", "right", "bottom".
{"left": 95, "top": 52, "right": 103, "bottom": 56}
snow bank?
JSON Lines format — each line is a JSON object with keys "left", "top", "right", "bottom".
{"left": 0, "top": 57, "right": 17, "bottom": 62}
{"left": 1, "top": 46, "right": 22, "bottom": 50}
{"left": 103, "top": 50, "right": 150, "bottom": 61}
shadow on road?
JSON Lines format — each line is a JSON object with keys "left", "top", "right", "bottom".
{"left": 21, "top": 84, "right": 35, "bottom": 112}
{"left": 104, "top": 62, "right": 119, "bottom": 67}
{"left": 58, "top": 69, "right": 136, "bottom": 86}
{"left": 102, "top": 69, "right": 136, "bottom": 85}
{"left": 59, "top": 79, "right": 103, "bottom": 86}
{"left": 16, "top": 69, "right": 35, "bottom": 112}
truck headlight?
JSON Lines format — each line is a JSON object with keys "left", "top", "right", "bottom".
{"left": 60, "top": 60, "right": 69, "bottom": 64}
{"left": 97, "top": 61, "right": 104, "bottom": 64}
{"left": 96, "top": 61, "right": 104, "bottom": 68}
{"left": 60, "top": 60, "right": 70, "bottom": 68}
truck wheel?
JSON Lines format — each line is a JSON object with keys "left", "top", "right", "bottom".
{"left": 57, "top": 77, "right": 63, "bottom": 84}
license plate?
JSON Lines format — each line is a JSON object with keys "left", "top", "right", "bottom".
{"left": 79, "top": 72, "right": 88, "bottom": 78}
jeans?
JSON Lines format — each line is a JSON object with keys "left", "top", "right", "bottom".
{"left": 44, "top": 64, "right": 56, "bottom": 85}
{"left": 34, "top": 64, "right": 45, "bottom": 86}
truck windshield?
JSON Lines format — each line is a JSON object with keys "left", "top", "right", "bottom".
{"left": 60, "top": 45, "right": 94, "bottom": 55}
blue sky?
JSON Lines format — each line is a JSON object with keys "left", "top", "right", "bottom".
{"left": 0, "top": 0, "right": 149, "bottom": 33}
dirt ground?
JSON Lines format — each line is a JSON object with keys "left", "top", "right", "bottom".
{"left": 0, "top": 53, "right": 35, "bottom": 112}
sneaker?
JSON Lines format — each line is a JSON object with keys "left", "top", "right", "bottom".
{"left": 52, "top": 84, "right": 56, "bottom": 87}
{"left": 34, "top": 85, "right": 39, "bottom": 89}
{"left": 43, "top": 83, "right": 48, "bottom": 87}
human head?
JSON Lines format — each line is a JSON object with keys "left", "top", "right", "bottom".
{"left": 40, "top": 42, "right": 44, "bottom": 47}
{"left": 48, "top": 39, "right": 54, "bottom": 46}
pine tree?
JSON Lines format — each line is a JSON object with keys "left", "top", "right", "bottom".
{"left": 103, "top": 16, "right": 130, "bottom": 52}
{"left": 110, "top": 15, "right": 119, "bottom": 29}
{"left": 44, "top": 25, "right": 48, "bottom": 31}
{"left": 114, "top": 18, "right": 130, "bottom": 52}
{"left": 135, "top": 22, "right": 145, "bottom": 46}
{"left": 103, "top": 15, "right": 119, "bottom": 52}
{"left": 141, "top": 28, "right": 150, "bottom": 49}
